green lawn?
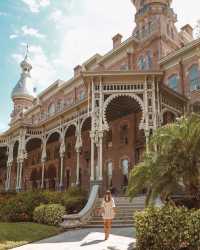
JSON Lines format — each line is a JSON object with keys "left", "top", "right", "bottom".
{"left": 0, "top": 222, "right": 62, "bottom": 250}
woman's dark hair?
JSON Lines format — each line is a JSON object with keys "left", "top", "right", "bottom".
{"left": 104, "top": 190, "right": 112, "bottom": 202}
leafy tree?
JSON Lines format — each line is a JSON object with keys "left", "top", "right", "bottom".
{"left": 127, "top": 114, "right": 200, "bottom": 208}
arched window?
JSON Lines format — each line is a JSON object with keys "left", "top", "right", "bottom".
{"left": 48, "top": 103, "right": 55, "bottom": 116}
{"left": 168, "top": 74, "right": 179, "bottom": 92}
{"left": 148, "top": 22, "right": 152, "bottom": 33}
{"left": 138, "top": 56, "right": 146, "bottom": 70}
{"left": 121, "top": 159, "right": 129, "bottom": 176}
{"left": 146, "top": 51, "right": 152, "bottom": 69}
{"left": 56, "top": 100, "right": 62, "bottom": 112}
{"left": 121, "top": 159, "right": 129, "bottom": 187}
{"left": 79, "top": 90, "right": 86, "bottom": 100}
{"left": 107, "top": 161, "right": 113, "bottom": 188}
{"left": 189, "top": 65, "right": 199, "bottom": 91}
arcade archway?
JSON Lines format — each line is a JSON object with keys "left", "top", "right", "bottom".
{"left": 103, "top": 94, "right": 144, "bottom": 195}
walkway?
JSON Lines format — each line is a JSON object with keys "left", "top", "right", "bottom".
{"left": 13, "top": 227, "right": 136, "bottom": 250}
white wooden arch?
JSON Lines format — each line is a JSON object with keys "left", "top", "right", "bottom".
{"left": 46, "top": 129, "right": 62, "bottom": 144}
{"left": 103, "top": 93, "right": 145, "bottom": 131}
{"left": 160, "top": 108, "right": 178, "bottom": 124}
{"left": 63, "top": 122, "right": 77, "bottom": 138}
{"left": 80, "top": 115, "right": 92, "bottom": 132}
{"left": 25, "top": 136, "right": 43, "bottom": 149}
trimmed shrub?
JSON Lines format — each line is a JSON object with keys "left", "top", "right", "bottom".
{"left": 0, "top": 188, "right": 87, "bottom": 222}
{"left": 187, "top": 209, "right": 200, "bottom": 249}
{"left": 33, "top": 204, "right": 65, "bottom": 225}
{"left": 0, "top": 197, "right": 30, "bottom": 222}
{"left": 42, "top": 191, "right": 63, "bottom": 204}
{"left": 0, "top": 191, "right": 47, "bottom": 222}
{"left": 66, "top": 186, "right": 86, "bottom": 197}
{"left": 62, "top": 195, "right": 86, "bottom": 213}
{"left": 135, "top": 205, "right": 200, "bottom": 250}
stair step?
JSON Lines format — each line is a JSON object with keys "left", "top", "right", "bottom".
{"left": 85, "top": 196, "right": 145, "bottom": 228}
{"left": 89, "top": 220, "right": 134, "bottom": 224}
{"left": 83, "top": 224, "right": 134, "bottom": 228}
{"left": 91, "top": 216, "right": 136, "bottom": 220}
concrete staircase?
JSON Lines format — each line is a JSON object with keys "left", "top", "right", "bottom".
{"left": 84, "top": 196, "right": 146, "bottom": 228}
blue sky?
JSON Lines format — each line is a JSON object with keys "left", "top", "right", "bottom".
{"left": 0, "top": 0, "right": 199, "bottom": 132}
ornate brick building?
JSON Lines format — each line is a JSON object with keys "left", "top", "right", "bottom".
{"left": 0, "top": 0, "right": 199, "bottom": 195}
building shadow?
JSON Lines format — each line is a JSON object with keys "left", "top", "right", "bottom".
{"left": 81, "top": 239, "right": 105, "bottom": 246}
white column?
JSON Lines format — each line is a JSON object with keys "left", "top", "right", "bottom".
{"left": 16, "top": 161, "right": 19, "bottom": 191}
{"left": 41, "top": 139, "right": 47, "bottom": 189}
{"left": 90, "top": 132, "right": 95, "bottom": 181}
{"left": 41, "top": 159, "right": 45, "bottom": 189}
{"left": 98, "top": 77, "right": 103, "bottom": 182}
{"left": 18, "top": 160, "right": 23, "bottom": 190}
{"left": 59, "top": 152, "right": 64, "bottom": 189}
{"left": 98, "top": 132, "right": 103, "bottom": 181}
{"left": 145, "top": 130, "right": 150, "bottom": 153}
{"left": 144, "top": 77, "right": 150, "bottom": 153}
{"left": 76, "top": 148, "right": 80, "bottom": 185}
{"left": 8, "top": 163, "right": 12, "bottom": 190}
{"left": 5, "top": 162, "right": 10, "bottom": 191}
{"left": 90, "top": 78, "right": 95, "bottom": 182}
{"left": 152, "top": 77, "right": 157, "bottom": 130}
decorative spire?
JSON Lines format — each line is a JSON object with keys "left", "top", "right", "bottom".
{"left": 20, "top": 44, "right": 32, "bottom": 73}
{"left": 24, "top": 44, "right": 29, "bottom": 60}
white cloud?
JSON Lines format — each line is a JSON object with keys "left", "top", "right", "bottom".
{"left": 9, "top": 34, "right": 18, "bottom": 39}
{"left": 9, "top": 26, "right": 45, "bottom": 39}
{"left": 21, "top": 25, "right": 45, "bottom": 38}
{"left": 21, "top": 0, "right": 50, "bottom": 13}
{"left": 0, "top": 12, "right": 7, "bottom": 16}
{"left": 48, "top": 0, "right": 134, "bottom": 78}
{"left": 49, "top": 9, "right": 65, "bottom": 26}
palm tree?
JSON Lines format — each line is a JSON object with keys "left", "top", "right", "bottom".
{"left": 127, "top": 114, "right": 200, "bottom": 208}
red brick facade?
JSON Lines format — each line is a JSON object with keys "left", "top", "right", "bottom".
{"left": 0, "top": 0, "right": 200, "bottom": 193}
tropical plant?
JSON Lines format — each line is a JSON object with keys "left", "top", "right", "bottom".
{"left": 127, "top": 114, "right": 200, "bottom": 208}
{"left": 135, "top": 205, "right": 200, "bottom": 250}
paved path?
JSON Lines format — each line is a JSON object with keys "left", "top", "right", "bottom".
{"left": 13, "top": 228, "right": 136, "bottom": 250}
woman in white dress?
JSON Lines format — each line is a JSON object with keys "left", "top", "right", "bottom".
{"left": 101, "top": 190, "right": 116, "bottom": 240}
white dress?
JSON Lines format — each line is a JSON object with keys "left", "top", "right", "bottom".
{"left": 101, "top": 198, "right": 116, "bottom": 220}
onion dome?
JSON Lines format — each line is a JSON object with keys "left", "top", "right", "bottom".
{"left": 11, "top": 45, "right": 35, "bottom": 100}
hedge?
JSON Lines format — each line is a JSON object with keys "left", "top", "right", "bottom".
{"left": 0, "top": 187, "right": 87, "bottom": 222}
{"left": 33, "top": 204, "right": 65, "bottom": 225}
{"left": 135, "top": 205, "right": 200, "bottom": 250}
